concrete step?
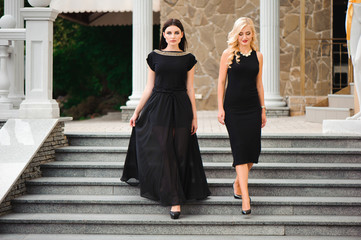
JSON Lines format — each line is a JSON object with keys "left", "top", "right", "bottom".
{"left": 55, "top": 146, "right": 361, "bottom": 163}
{"left": 328, "top": 94, "right": 354, "bottom": 108}
{"left": 306, "top": 106, "right": 352, "bottom": 123}
{"left": 41, "top": 161, "right": 361, "bottom": 179}
{"left": 65, "top": 133, "right": 361, "bottom": 148}
{"left": 0, "top": 213, "right": 360, "bottom": 236}
{"left": 25, "top": 177, "right": 361, "bottom": 197}
{"left": 12, "top": 195, "right": 361, "bottom": 216}
{"left": 1, "top": 235, "right": 360, "bottom": 240}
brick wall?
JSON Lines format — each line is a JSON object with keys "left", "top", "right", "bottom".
{"left": 0, "top": 121, "right": 68, "bottom": 215}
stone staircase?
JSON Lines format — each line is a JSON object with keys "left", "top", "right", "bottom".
{"left": 0, "top": 133, "right": 361, "bottom": 239}
{"left": 306, "top": 83, "right": 355, "bottom": 123}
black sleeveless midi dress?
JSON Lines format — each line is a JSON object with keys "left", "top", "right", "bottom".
{"left": 121, "top": 50, "right": 210, "bottom": 206}
{"left": 224, "top": 50, "right": 262, "bottom": 167}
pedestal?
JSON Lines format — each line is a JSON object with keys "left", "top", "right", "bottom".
{"left": 19, "top": 8, "right": 60, "bottom": 119}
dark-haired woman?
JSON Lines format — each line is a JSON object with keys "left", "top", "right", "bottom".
{"left": 121, "top": 19, "right": 210, "bottom": 219}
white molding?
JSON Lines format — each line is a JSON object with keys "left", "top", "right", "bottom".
{"left": 0, "top": 29, "right": 26, "bottom": 41}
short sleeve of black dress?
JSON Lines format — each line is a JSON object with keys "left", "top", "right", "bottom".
{"left": 146, "top": 51, "right": 156, "bottom": 71}
{"left": 187, "top": 54, "right": 197, "bottom": 71}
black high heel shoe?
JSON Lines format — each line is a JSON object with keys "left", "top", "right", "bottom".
{"left": 233, "top": 182, "right": 242, "bottom": 199}
{"left": 170, "top": 211, "right": 181, "bottom": 219}
{"left": 241, "top": 198, "right": 252, "bottom": 215}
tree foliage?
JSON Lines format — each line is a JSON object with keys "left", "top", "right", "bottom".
{"left": 53, "top": 18, "right": 134, "bottom": 118}
{"left": 53, "top": 18, "right": 160, "bottom": 119}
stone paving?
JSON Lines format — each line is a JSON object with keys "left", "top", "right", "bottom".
{"left": 64, "top": 111, "right": 323, "bottom": 134}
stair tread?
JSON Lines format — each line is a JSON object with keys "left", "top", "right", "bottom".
{"left": 42, "top": 161, "right": 361, "bottom": 170}
{"left": 0, "top": 234, "right": 359, "bottom": 240}
{"left": 56, "top": 146, "right": 361, "bottom": 153}
{"left": 26, "top": 177, "right": 361, "bottom": 187}
{"left": 65, "top": 132, "right": 361, "bottom": 139}
{"left": 13, "top": 195, "right": 361, "bottom": 205}
{"left": 328, "top": 94, "right": 354, "bottom": 98}
{"left": 1, "top": 213, "right": 360, "bottom": 225}
{"left": 306, "top": 106, "right": 351, "bottom": 111}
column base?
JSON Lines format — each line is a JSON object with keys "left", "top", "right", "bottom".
{"left": 323, "top": 119, "right": 361, "bottom": 135}
{"left": 125, "top": 94, "right": 141, "bottom": 107}
{"left": 8, "top": 95, "right": 25, "bottom": 108}
{"left": 265, "top": 106, "right": 290, "bottom": 117}
{"left": 265, "top": 95, "right": 287, "bottom": 107}
{"left": 120, "top": 105, "right": 135, "bottom": 122}
{"left": 19, "top": 99, "right": 59, "bottom": 118}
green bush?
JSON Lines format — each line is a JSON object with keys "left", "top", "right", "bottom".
{"left": 53, "top": 18, "right": 160, "bottom": 119}
{"left": 53, "top": 18, "right": 134, "bottom": 119}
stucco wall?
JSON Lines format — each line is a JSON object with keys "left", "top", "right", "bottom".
{"left": 161, "top": 0, "right": 332, "bottom": 113}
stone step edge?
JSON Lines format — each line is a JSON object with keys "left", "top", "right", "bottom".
{"left": 25, "top": 177, "right": 361, "bottom": 187}
{"left": 0, "top": 234, "right": 359, "bottom": 240}
{"left": 55, "top": 146, "right": 361, "bottom": 154}
{"left": 41, "top": 161, "right": 361, "bottom": 170}
{"left": 0, "top": 213, "right": 360, "bottom": 226}
{"left": 65, "top": 132, "right": 361, "bottom": 139}
{"left": 12, "top": 195, "right": 361, "bottom": 206}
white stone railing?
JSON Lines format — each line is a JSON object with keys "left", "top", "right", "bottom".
{"left": 0, "top": 0, "right": 60, "bottom": 119}
{"left": 0, "top": 28, "right": 26, "bottom": 116}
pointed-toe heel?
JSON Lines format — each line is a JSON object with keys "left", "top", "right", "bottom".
{"left": 241, "top": 209, "right": 251, "bottom": 215}
{"left": 170, "top": 211, "right": 181, "bottom": 219}
{"left": 234, "top": 193, "right": 242, "bottom": 199}
{"left": 241, "top": 197, "right": 252, "bottom": 215}
{"left": 233, "top": 182, "right": 242, "bottom": 199}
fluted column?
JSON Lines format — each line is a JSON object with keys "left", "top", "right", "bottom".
{"left": 5, "top": 0, "right": 24, "bottom": 108}
{"left": 260, "top": 0, "right": 286, "bottom": 107}
{"left": 126, "top": 0, "right": 153, "bottom": 107}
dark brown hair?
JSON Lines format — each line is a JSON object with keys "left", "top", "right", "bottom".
{"left": 159, "top": 19, "right": 187, "bottom": 51}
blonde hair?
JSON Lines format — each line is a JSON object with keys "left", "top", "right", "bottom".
{"left": 226, "top": 17, "right": 258, "bottom": 67}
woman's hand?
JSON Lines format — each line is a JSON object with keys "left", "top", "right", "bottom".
{"left": 191, "top": 118, "right": 198, "bottom": 135}
{"left": 218, "top": 109, "right": 225, "bottom": 125}
{"left": 261, "top": 109, "right": 267, "bottom": 128}
{"left": 129, "top": 112, "right": 139, "bottom": 127}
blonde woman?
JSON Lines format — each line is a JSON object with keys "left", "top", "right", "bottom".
{"left": 217, "top": 17, "right": 266, "bottom": 215}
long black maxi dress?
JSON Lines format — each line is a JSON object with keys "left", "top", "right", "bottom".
{"left": 121, "top": 50, "right": 211, "bottom": 206}
{"left": 224, "top": 51, "right": 262, "bottom": 167}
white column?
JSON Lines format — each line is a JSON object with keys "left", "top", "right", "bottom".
{"left": 260, "top": 0, "right": 286, "bottom": 107}
{"left": 5, "top": 0, "right": 25, "bottom": 108}
{"left": 19, "top": 8, "right": 60, "bottom": 118}
{"left": 126, "top": 0, "right": 153, "bottom": 106}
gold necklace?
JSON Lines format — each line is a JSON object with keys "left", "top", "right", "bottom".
{"left": 239, "top": 49, "right": 252, "bottom": 57}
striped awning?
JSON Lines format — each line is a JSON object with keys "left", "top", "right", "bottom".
{"left": 50, "top": 0, "right": 160, "bottom": 26}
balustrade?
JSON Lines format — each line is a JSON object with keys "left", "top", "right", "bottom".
{"left": 0, "top": 0, "right": 59, "bottom": 119}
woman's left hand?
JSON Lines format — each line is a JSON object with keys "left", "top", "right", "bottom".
{"left": 261, "top": 110, "right": 267, "bottom": 128}
{"left": 191, "top": 118, "right": 198, "bottom": 135}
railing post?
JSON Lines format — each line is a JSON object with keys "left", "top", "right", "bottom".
{"left": 5, "top": 0, "right": 25, "bottom": 108}
{"left": 19, "top": 5, "right": 60, "bottom": 118}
